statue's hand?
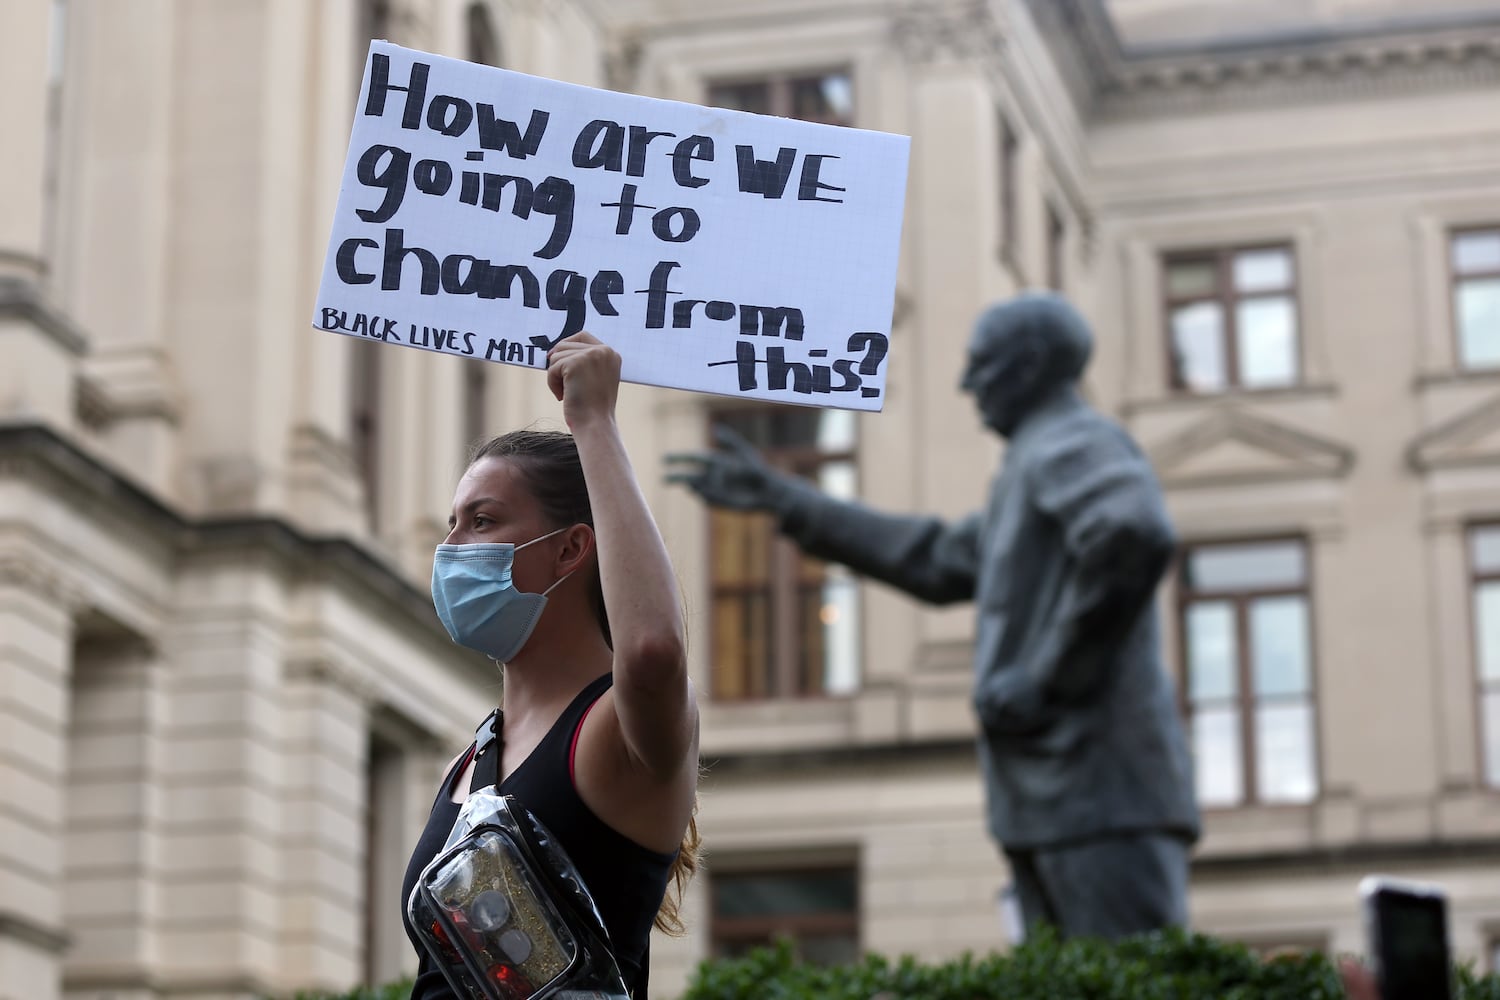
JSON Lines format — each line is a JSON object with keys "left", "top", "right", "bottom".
{"left": 665, "top": 424, "right": 793, "bottom": 513}
{"left": 973, "top": 670, "right": 1051, "bottom": 735}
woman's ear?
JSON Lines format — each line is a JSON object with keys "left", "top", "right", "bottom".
{"left": 556, "top": 523, "right": 596, "bottom": 575}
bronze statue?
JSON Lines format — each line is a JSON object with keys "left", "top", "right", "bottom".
{"left": 668, "top": 293, "right": 1199, "bottom": 939}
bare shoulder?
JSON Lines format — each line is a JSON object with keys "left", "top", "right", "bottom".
{"left": 572, "top": 686, "right": 700, "bottom": 854}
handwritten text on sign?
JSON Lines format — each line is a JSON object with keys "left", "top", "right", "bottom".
{"left": 313, "top": 42, "right": 909, "bottom": 410}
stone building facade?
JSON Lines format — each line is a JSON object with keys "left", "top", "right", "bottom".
{"left": 3, "top": 1, "right": 1500, "bottom": 999}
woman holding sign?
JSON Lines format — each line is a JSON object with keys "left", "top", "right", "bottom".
{"left": 400, "top": 332, "right": 700, "bottom": 1000}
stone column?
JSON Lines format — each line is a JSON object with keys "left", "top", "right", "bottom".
{"left": 0, "top": 557, "right": 77, "bottom": 1000}
{"left": 61, "top": 636, "right": 168, "bottom": 997}
{"left": 277, "top": 662, "right": 371, "bottom": 992}
{"left": 287, "top": 0, "right": 369, "bottom": 538}
{"left": 61, "top": 0, "right": 182, "bottom": 496}
{"left": 154, "top": 553, "right": 290, "bottom": 998}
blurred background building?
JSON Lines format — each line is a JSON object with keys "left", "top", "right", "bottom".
{"left": 3, "top": 0, "right": 1500, "bottom": 998}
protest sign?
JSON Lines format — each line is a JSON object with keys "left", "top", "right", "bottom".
{"left": 313, "top": 42, "right": 909, "bottom": 410}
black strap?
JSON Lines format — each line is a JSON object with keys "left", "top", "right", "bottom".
{"left": 470, "top": 708, "right": 501, "bottom": 793}
{"left": 463, "top": 701, "right": 649, "bottom": 998}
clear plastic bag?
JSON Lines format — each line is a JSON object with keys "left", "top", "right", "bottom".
{"left": 407, "top": 787, "right": 630, "bottom": 1000}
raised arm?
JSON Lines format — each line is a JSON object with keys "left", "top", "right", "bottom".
{"left": 547, "top": 333, "right": 694, "bottom": 777}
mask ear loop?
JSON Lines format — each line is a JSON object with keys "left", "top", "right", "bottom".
{"left": 525, "top": 524, "right": 585, "bottom": 599}
{"left": 508, "top": 526, "right": 584, "bottom": 665}
{"left": 541, "top": 568, "right": 576, "bottom": 598}
{"left": 513, "top": 524, "right": 572, "bottom": 552}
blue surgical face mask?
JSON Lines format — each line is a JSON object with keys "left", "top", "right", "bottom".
{"left": 430, "top": 526, "right": 574, "bottom": 662}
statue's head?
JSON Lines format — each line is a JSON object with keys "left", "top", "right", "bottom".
{"left": 958, "top": 292, "right": 1093, "bottom": 436}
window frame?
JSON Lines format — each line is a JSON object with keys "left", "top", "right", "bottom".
{"left": 1465, "top": 522, "right": 1500, "bottom": 789}
{"left": 466, "top": 0, "right": 500, "bottom": 66}
{"left": 705, "top": 67, "right": 855, "bottom": 128}
{"left": 1176, "top": 536, "right": 1322, "bottom": 809}
{"left": 1161, "top": 243, "right": 1302, "bottom": 394}
{"left": 997, "top": 112, "right": 1019, "bottom": 266}
{"left": 349, "top": 341, "right": 383, "bottom": 529}
{"left": 703, "top": 404, "right": 859, "bottom": 702}
{"left": 709, "top": 863, "right": 860, "bottom": 964}
{"left": 1450, "top": 224, "right": 1500, "bottom": 372}
{"left": 462, "top": 360, "right": 487, "bottom": 457}
{"left": 1046, "top": 199, "right": 1065, "bottom": 292}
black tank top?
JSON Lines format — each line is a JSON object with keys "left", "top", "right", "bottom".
{"left": 400, "top": 673, "right": 677, "bottom": 999}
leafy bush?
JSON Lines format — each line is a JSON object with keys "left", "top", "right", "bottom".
{"left": 289, "top": 980, "right": 412, "bottom": 1000}
{"left": 680, "top": 929, "right": 1500, "bottom": 1000}
{"left": 279, "top": 931, "right": 1500, "bottom": 999}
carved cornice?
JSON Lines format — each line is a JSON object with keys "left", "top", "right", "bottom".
{"left": 284, "top": 656, "right": 384, "bottom": 706}
{"left": 0, "top": 424, "right": 486, "bottom": 682}
{"left": 887, "top": 0, "right": 1096, "bottom": 247}
{"left": 889, "top": 0, "right": 1006, "bottom": 66}
{"left": 1025, "top": 0, "right": 1500, "bottom": 120}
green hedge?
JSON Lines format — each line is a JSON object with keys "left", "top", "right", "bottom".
{"left": 289, "top": 929, "right": 1500, "bottom": 999}
{"left": 679, "top": 930, "right": 1500, "bottom": 1000}
{"left": 291, "top": 982, "right": 412, "bottom": 1000}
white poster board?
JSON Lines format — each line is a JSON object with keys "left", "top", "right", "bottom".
{"left": 313, "top": 42, "right": 910, "bottom": 411}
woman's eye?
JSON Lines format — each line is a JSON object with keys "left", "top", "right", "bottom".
{"left": 472, "top": 515, "right": 491, "bottom": 529}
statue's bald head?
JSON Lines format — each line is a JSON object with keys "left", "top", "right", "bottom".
{"left": 959, "top": 293, "right": 1094, "bottom": 436}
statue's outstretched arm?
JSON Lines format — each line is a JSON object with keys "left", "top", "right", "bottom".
{"left": 667, "top": 424, "right": 981, "bottom": 605}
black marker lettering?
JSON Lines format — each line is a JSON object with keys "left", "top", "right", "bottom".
{"left": 798, "top": 154, "right": 845, "bottom": 203}
{"left": 671, "top": 135, "right": 713, "bottom": 189}
{"left": 364, "top": 53, "right": 428, "bottom": 129}
{"left": 735, "top": 145, "right": 797, "bottom": 199}
{"left": 475, "top": 107, "right": 550, "bottom": 158}
{"left": 355, "top": 144, "right": 410, "bottom": 223}
{"left": 336, "top": 238, "right": 379, "bottom": 284}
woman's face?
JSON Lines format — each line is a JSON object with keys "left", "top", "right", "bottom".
{"left": 443, "top": 456, "right": 558, "bottom": 592}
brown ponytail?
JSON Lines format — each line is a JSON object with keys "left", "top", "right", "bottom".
{"left": 654, "top": 800, "right": 702, "bottom": 935}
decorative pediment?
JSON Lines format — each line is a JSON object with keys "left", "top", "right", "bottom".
{"left": 1409, "top": 394, "right": 1500, "bottom": 472}
{"left": 1147, "top": 408, "right": 1354, "bottom": 487}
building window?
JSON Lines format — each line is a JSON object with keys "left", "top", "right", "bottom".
{"left": 462, "top": 361, "right": 487, "bottom": 455}
{"left": 998, "top": 113, "right": 1018, "bottom": 263}
{"left": 359, "top": 0, "right": 391, "bottom": 50}
{"left": 1453, "top": 227, "right": 1500, "bottom": 369}
{"left": 364, "top": 731, "right": 405, "bottom": 985}
{"left": 708, "top": 408, "right": 858, "bottom": 700}
{"left": 43, "top": 0, "right": 67, "bottom": 275}
{"left": 1468, "top": 525, "right": 1500, "bottom": 786}
{"left": 1180, "top": 539, "right": 1318, "bottom": 808}
{"left": 466, "top": 1, "right": 500, "bottom": 66}
{"left": 350, "top": 342, "right": 382, "bottom": 528}
{"left": 1164, "top": 245, "right": 1299, "bottom": 393}
{"left": 1046, "top": 201, "right": 1065, "bottom": 291}
{"left": 711, "top": 865, "right": 859, "bottom": 965}
{"left": 707, "top": 69, "right": 854, "bottom": 127}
